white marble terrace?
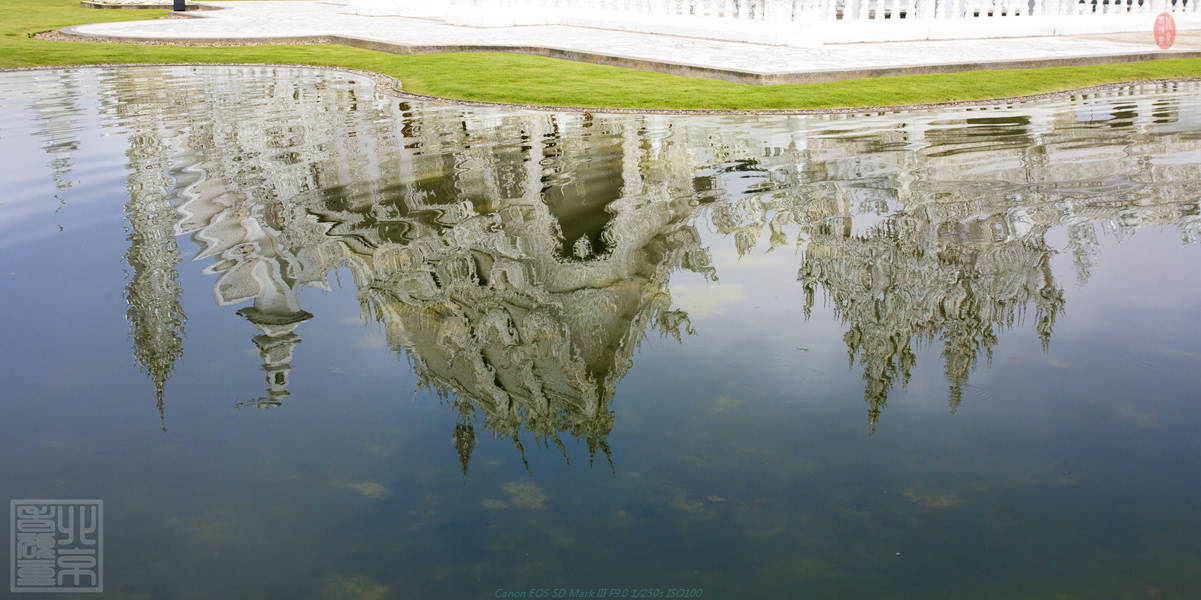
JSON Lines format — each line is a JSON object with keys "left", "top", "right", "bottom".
{"left": 340, "top": 0, "right": 1199, "bottom": 46}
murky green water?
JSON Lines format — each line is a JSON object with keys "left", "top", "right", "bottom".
{"left": 1, "top": 65, "right": 1200, "bottom": 599}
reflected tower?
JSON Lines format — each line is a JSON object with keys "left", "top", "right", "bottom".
{"left": 117, "top": 74, "right": 188, "bottom": 431}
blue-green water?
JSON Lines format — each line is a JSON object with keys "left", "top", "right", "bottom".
{"left": 1, "top": 65, "right": 1200, "bottom": 599}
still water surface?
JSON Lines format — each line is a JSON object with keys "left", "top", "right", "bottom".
{"left": 1, "top": 66, "right": 1200, "bottom": 599}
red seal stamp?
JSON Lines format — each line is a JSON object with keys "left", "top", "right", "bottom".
{"left": 1154, "top": 12, "right": 1176, "bottom": 50}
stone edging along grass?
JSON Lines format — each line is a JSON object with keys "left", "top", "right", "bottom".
{"left": 5, "top": 62, "right": 1200, "bottom": 116}
{"left": 5, "top": 0, "right": 1201, "bottom": 111}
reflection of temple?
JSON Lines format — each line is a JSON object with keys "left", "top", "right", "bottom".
{"left": 694, "top": 82, "right": 1201, "bottom": 429}
{"left": 335, "top": 114, "right": 712, "bottom": 470}
{"left": 291, "top": 110, "right": 713, "bottom": 469}
{"left": 104, "top": 67, "right": 1201, "bottom": 442}
{"left": 106, "top": 67, "right": 713, "bottom": 468}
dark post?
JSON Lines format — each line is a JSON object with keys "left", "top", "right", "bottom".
{"left": 173, "top": 0, "right": 186, "bottom": 11}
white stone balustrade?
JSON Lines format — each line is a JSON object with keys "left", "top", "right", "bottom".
{"left": 341, "top": 0, "right": 1198, "bottom": 46}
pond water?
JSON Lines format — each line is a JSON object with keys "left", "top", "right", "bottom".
{"left": 1, "top": 65, "right": 1200, "bottom": 599}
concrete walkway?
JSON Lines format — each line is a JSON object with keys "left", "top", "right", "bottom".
{"left": 63, "top": 1, "right": 1201, "bottom": 84}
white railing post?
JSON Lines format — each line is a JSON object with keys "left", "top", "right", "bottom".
{"left": 860, "top": 0, "right": 871, "bottom": 19}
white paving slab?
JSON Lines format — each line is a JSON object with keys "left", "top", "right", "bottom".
{"left": 64, "top": 0, "right": 1201, "bottom": 81}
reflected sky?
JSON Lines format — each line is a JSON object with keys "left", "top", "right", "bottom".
{"left": 1, "top": 66, "right": 1200, "bottom": 599}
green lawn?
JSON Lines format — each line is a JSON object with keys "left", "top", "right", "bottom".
{"left": 3, "top": 0, "right": 1200, "bottom": 109}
